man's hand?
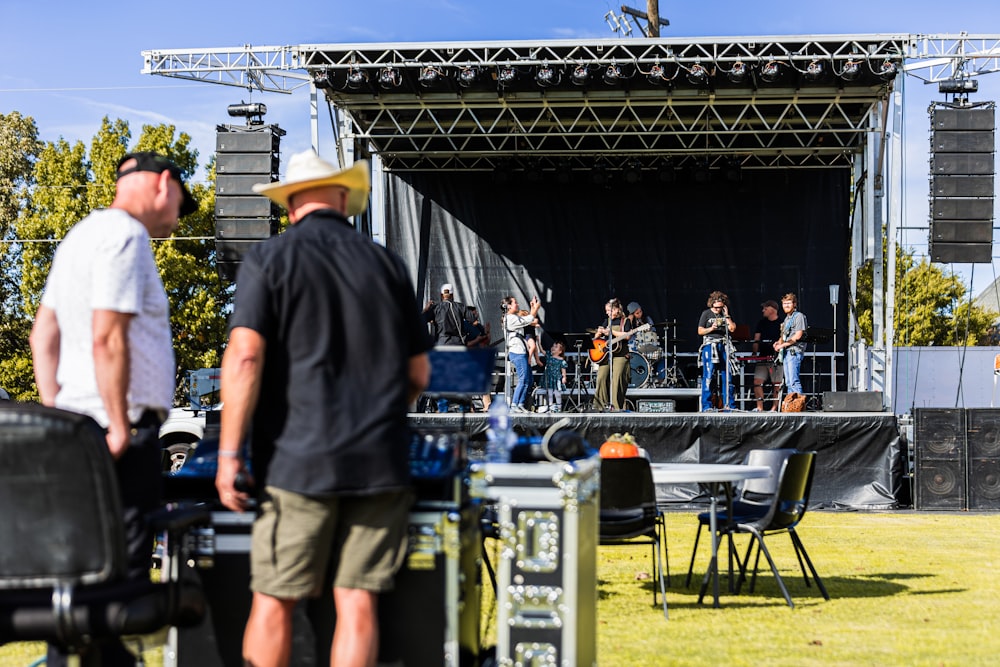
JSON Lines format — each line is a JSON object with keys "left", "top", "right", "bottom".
{"left": 215, "top": 455, "right": 253, "bottom": 512}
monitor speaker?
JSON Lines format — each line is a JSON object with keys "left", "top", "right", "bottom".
{"left": 914, "top": 408, "right": 966, "bottom": 510}
{"left": 821, "top": 391, "right": 883, "bottom": 412}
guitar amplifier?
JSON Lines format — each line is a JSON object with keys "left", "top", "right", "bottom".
{"left": 822, "top": 391, "right": 884, "bottom": 412}
{"left": 469, "top": 457, "right": 599, "bottom": 667}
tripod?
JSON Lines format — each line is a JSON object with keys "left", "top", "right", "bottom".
{"left": 565, "top": 338, "right": 592, "bottom": 413}
{"left": 659, "top": 319, "right": 688, "bottom": 388}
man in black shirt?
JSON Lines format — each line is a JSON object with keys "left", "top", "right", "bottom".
{"left": 752, "top": 300, "right": 785, "bottom": 411}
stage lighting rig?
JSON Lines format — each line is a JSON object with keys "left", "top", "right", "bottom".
{"left": 838, "top": 59, "right": 861, "bottom": 81}
{"left": 759, "top": 60, "right": 781, "bottom": 83}
{"left": 418, "top": 65, "right": 444, "bottom": 88}
{"left": 497, "top": 65, "right": 518, "bottom": 88}
{"left": 603, "top": 62, "right": 623, "bottom": 85}
{"left": 571, "top": 64, "right": 591, "bottom": 86}
{"left": 378, "top": 66, "right": 402, "bottom": 89}
{"left": 939, "top": 78, "right": 978, "bottom": 94}
{"left": 346, "top": 67, "right": 368, "bottom": 90}
{"left": 535, "top": 64, "right": 561, "bottom": 87}
{"left": 686, "top": 63, "right": 710, "bottom": 85}
{"left": 726, "top": 61, "right": 747, "bottom": 84}
{"left": 457, "top": 66, "right": 481, "bottom": 88}
{"left": 311, "top": 70, "right": 334, "bottom": 90}
{"left": 645, "top": 60, "right": 669, "bottom": 85}
{"left": 804, "top": 59, "right": 824, "bottom": 81}
{"left": 876, "top": 59, "right": 898, "bottom": 81}
{"left": 227, "top": 102, "right": 267, "bottom": 126}
{"left": 622, "top": 161, "right": 642, "bottom": 184}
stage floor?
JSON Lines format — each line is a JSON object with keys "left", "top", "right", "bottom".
{"left": 409, "top": 409, "right": 903, "bottom": 510}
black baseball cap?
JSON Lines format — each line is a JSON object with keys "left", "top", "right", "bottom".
{"left": 116, "top": 152, "right": 198, "bottom": 217}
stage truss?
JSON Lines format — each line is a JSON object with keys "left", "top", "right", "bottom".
{"left": 142, "top": 33, "right": 1000, "bottom": 403}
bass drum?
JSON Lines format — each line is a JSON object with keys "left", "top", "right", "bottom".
{"left": 628, "top": 353, "right": 651, "bottom": 388}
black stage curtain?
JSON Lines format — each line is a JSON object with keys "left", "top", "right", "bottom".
{"left": 409, "top": 413, "right": 902, "bottom": 511}
{"left": 387, "top": 169, "right": 849, "bottom": 356}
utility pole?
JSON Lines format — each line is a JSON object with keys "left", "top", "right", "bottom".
{"left": 619, "top": 2, "right": 669, "bottom": 37}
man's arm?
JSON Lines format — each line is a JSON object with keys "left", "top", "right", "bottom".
{"left": 92, "top": 309, "right": 134, "bottom": 459}
{"left": 216, "top": 326, "right": 266, "bottom": 512}
{"left": 408, "top": 352, "right": 431, "bottom": 404}
{"left": 29, "top": 305, "right": 61, "bottom": 406}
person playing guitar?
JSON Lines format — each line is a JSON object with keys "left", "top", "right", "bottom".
{"left": 591, "top": 299, "right": 635, "bottom": 411}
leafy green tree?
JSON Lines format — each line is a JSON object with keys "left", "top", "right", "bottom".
{"left": 9, "top": 116, "right": 228, "bottom": 402}
{"left": 856, "top": 246, "right": 998, "bottom": 346}
{"left": 0, "top": 112, "right": 43, "bottom": 399}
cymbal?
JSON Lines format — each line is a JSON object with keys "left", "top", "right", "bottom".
{"left": 653, "top": 320, "right": 678, "bottom": 327}
{"left": 585, "top": 328, "right": 598, "bottom": 334}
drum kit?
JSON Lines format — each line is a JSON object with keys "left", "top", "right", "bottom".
{"left": 566, "top": 320, "right": 690, "bottom": 394}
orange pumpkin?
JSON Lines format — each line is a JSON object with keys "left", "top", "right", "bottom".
{"left": 599, "top": 433, "right": 640, "bottom": 458}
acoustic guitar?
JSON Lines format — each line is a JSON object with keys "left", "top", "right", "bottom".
{"left": 589, "top": 323, "right": 651, "bottom": 363}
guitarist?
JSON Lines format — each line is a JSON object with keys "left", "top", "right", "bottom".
{"left": 591, "top": 299, "right": 634, "bottom": 411}
{"left": 773, "top": 293, "right": 807, "bottom": 398}
{"left": 697, "top": 291, "right": 738, "bottom": 411}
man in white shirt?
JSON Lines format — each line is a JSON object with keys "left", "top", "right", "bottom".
{"left": 30, "top": 151, "right": 197, "bottom": 667}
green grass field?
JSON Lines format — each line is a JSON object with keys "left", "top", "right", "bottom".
{"left": 2, "top": 511, "right": 998, "bottom": 666}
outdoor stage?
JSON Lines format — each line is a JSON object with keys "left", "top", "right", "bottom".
{"left": 409, "top": 409, "right": 903, "bottom": 511}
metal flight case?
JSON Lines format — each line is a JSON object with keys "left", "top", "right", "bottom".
{"left": 469, "top": 456, "right": 600, "bottom": 667}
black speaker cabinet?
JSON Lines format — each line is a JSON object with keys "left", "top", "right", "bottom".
{"left": 966, "top": 409, "right": 1000, "bottom": 510}
{"left": 929, "top": 242, "right": 993, "bottom": 264}
{"left": 822, "top": 391, "right": 883, "bottom": 412}
{"left": 914, "top": 408, "right": 966, "bottom": 510}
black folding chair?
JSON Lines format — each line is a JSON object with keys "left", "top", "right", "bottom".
{"left": 599, "top": 457, "right": 669, "bottom": 619}
{"left": 0, "top": 403, "right": 209, "bottom": 666}
{"left": 733, "top": 451, "right": 830, "bottom": 608}
{"left": 685, "top": 448, "right": 798, "bottom": 587}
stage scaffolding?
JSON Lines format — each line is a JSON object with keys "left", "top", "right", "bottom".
{"left": 142, "top": 33, "right": 1000, "bottom": 407}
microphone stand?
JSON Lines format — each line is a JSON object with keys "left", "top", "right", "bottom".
{"left": 502, "top": 309, "right": 512, "bottom": 408}
{"left": 606, "top": 313, "right": 616, "bottom": 411}
{"left": 722, "top": 313, "right": 732, "bottom": 411}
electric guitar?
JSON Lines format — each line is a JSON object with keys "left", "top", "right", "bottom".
{"left": 589, "top": 323, "right": 651, "bottom": 363}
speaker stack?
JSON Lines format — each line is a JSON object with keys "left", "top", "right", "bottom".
{"left": 215, "top": 124, "right": 285, "bottom": 281}
{"left": 914, "top": 408, "right": 1000, "bottom": 510}
{"left": 928, "top": 105, "right": 995, "bottom": 264}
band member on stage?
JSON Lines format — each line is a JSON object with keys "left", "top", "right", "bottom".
{"left": 626, "top": 301, "right": 655, "bottom": 353}
{"left": 697, "top": 291, "right": 737, "bottom": 411}
{"left": 774, "top": 293, "right": 807, "bottom": 396}
{"left": 592, "top": 298, "right": 633, "bottom": 411}
{"left": 503, "top": 294, "right": 542, "bottom": 412}
{"left": 752, "top": 300, "right": 785, "bottom": 411}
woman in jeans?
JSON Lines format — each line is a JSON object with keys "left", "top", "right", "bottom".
{"left": 502, "top": 294, "right": 541, "bottom": 412}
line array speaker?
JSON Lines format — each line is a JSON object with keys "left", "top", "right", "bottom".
{"left": 215, "top": 124, "right": 286, "bottom": 281}
{"left": 928, "top": 104, "right": 996, "bottom": 265}
{"left": 914, "top": 407, "right": 1000, "bottom": 510}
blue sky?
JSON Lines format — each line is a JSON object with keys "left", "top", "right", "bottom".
{"left": 2, "top": 0, "right": 998, "bottom": 291}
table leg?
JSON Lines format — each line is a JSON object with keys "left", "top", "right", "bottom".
{"left": 697, "top": 485, "right": 721, "bottom": 607}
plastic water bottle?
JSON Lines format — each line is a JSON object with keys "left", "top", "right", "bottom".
{"left": 486, "top": 400, "right": 515, "bottom": 462}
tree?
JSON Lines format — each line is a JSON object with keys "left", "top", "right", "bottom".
{"left": 855, "top": 246, "right": 998, "bottom": 346}
{"left": 9, "top": 116, "right": 229, "bottom": 402}
{"left": 0, "top": 112, "right": 43, "bottom": 399}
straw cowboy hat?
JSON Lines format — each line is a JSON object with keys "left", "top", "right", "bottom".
{"left": 253, "top": 151, "right": 370, "bottom": 217}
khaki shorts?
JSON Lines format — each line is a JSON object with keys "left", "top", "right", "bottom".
{"left": 754, "top": 361, "right": 784, "bottom": 384}
{"left": 250, "top": 486, "right": 413, "bottom": 599}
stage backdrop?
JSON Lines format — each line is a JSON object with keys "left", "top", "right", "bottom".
{"left": 387, "top": 168, "right": 849, "bottom": 374}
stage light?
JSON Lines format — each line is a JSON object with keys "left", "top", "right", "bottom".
{"left": 535, "top": 64, "right": 560, "bottom": 87}
{"left": 939, "top": 78, "right": 978, "bottom": 94}
{"left": 227, "top": 102, "right": 267, "bottom": 119}
{"left": 723, "top": 159, "right": 742, "bottom": 183}
{"left": 378, "top": 66, "right": 402, "bottom": 89}
{"left": 692, "top": 160, "right": 711, "bottom": 183}
{"left": 418, "top": 65, "right": 443, "bottom": 88}
{"left": 657, "top": 161, "right": 677, "bottom": 183}
{"left": 312, "top": 70, "right": 334, "bottom": 90}
{"left": 555, "top": 159, "right": 573, "bottom": 184}
{"left": 603, "top": 62, "right": 623, "bottom": 85}
{"left": 686, "top": 63, "right": 709, "bottom": 85}
{"left": 571, "top": 65, "right": 591, "bottom": 86}
{"left": 346, "top": 67, "right": 368, "bottom": 90}
{"left": 726, "top": 61, "right": 747, "bottom": 84}
{"left": 877, "top": 59, "right": 898, "bottom": 80}
{"left": 839, "top": 59, "right": 861, "bottom": 82}
{"left": 497, "top": 65, "right": 517, "bottom": 88}
{"left": 759, "top": 60, "right": 781, "bottom": 83}
{"left": 804, "top": 59, "right": 824, "bottom": 81}
{"left": 622, "top": 161, "right": 642, "bottom": 184}
{"left": 591, "top": 160, "right": 609, "bottom": 185}
{"left": 647, "top": 61, "right": 667, "bottom": 85}
{"left": 524, "top": 160, "right": 543, "bottom": 183}
{"left": 457, "top": 67, "right": 480, "bottom": 88}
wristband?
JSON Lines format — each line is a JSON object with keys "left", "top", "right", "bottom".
{"left": 217, "top": 449, "right": 241, "bottom": 459}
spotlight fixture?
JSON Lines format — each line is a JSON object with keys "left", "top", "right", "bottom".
{"left": 603, "top": 62, "right": 623, "bottom": 86}
{"left": 591, "top": 159, "right": 609, "bottom": 185}
{"left": 312, "top": 70, "right": 334, "bottom": 90}
{"left": 571, "top": 64, "right": 590, "bottom": 86}
{"left": 877, "top": 59, "right": 898, "bottom": 81}
{"left": 939, "top": 78, "right": 978, "bottom": 94}
{"left": 723, "top": 159, "right": 742, "bottom": 183}
{"left": 686, "top": 63, "right": 709, "bottom": 85}
{"left": 839, "top": 59, "right": 861, "bottom": 81}
{"left": 535, "top": 64, "right": 560, "bottom": 87}
{"left": 726, "top": 61, "right": 747, "bottom": 84}
{"left": 555, "top": 158, "right": 573, "bottom": 184}
{"left": 759, "top": 60, "right": 781, "bottom": 83}
{"left": 346, "top": 67, "right": 368, "bottom": 90}
{"left": 378, "top": 66, "right": 402, "bottom": 89}
{"left": 497, "top": 65, "right": 517, "bottom": 88}
{"left": 657, "top": 161, "right": 677, "bottom": 183}
{"left": 692, "top": 160, "right": 711, "bottom": 184}
{"left": 622, "top": 161, "right": 642, "bottom": 184}
{"left": 804, "top": 59, "right": 824, "bottom": 81}
{"left": 647, "top": 61, "right": 667, "bottom": 85}
{"left": 418, "top": 65, "right": 443, "bottom": 88}
{"left": 457, "top": 66, "right": 480, "bottom": 88}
